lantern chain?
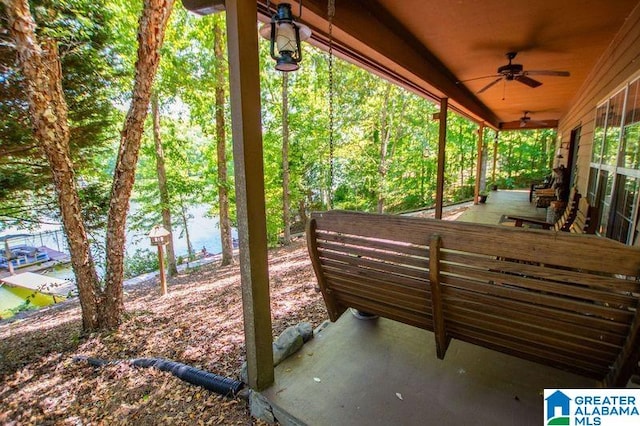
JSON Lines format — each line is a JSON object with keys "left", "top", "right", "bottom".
{"left": 327, "top": 0, "right": 335, "bottom": 209}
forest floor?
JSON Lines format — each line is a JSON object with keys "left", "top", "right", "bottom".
{"left": 0, "top": 237, "right": 326, "bottom": 425}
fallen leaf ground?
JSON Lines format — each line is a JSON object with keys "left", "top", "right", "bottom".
{"left": 0, "top": 238, "right": 326, "bottom": 425}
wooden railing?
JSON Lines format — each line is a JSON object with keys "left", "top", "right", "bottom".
{"left": 307, "top": 210, "right": 640, "bottom": 386}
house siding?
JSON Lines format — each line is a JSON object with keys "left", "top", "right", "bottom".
{"left": 559, "top": 2, "right": 640, "bottom": 196}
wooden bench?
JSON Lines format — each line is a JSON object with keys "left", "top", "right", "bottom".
{"left": 508, "top": 189, "right": 580, "bottom": 231}
{"left": 568, "top": 196, "right": 597, "bottom": 234}
{"left": 507, "top": 191, "right": 597, "bottom": 234}
{"left": 307, "top": 210, "right": 640, "bottom": 386}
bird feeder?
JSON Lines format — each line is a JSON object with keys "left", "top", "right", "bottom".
{"left": 149, "top": 225, "right": 170, "bottom": 246}
{"left": 149, "top": 225, "right": 171, "bottom": 295}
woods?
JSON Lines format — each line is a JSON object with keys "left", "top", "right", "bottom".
{"left": 0, "top": 1, "right": 555, "bottom": 331}
{"left": 2, "top": 0, "right": 174, "bottom": 330}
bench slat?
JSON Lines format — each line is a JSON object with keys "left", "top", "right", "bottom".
{"left": 446, "top": 326, "right": 608, "bottom": 379}
{"left": 317, "top": 240, "right": 429, "bottom": 269}
{"left": 327, "top": 276, "right": 431, "bottom": 314}
{"left": 335, "top": 293, "right": 432, "bottom": 330}
{"left": 319, "top": 249, "right": 429, "bottom": 281}
{"left": 443, "top": 305, "right": 619, "bottom": 363}
{"left": 445, "top": 322, "right": 612, "bottom": 372}
{"left": 448, "top": 289, "right": 629, "bottom": 344}
{"left": 440, "top": 261, "right": 637, "bottom": 309}
{"left": 320, "top": 258, "right": 429, "bottom": 290}
{"left": 441, "top": 250, "right": 640, "bottom": 293}
{"left": 316, "top": 230, "right": 428, "bottom": 258}
{"left": 440, "top": 273, "right": 634, "bottom": 323}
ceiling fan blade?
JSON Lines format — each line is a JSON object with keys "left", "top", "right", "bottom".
{"left": 522, "top": 119, "right": 548, "bottom": 127}
{"left": 515, "top": 75, "right": 542, "bottom": 88}
{"left": 457, "top": 74, "right": 501, "bottom": 84}
{"left": 525, "top": 70, "right": 570, "bottom": 77}
{"left": 477, "top": 77, "right": 503, "bottom": 94}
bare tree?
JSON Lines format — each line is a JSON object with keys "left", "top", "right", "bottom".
{"left": 102, "top": 0, "right": 175, "bottom": 328}
{"left": 282, "top": 72, "right": 291, "bottom": 244}
{"left": 214, "top": 20, "right": 234, "bottom": 265}
{"left": 151, "top": 92, "right": 178, "bottom": 276}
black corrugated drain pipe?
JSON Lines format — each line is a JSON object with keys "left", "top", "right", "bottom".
{"left": 74, "top": 356, "right": 244, "bottom": 397}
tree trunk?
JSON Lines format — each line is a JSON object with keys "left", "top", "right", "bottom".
{"left": 103, "top": 0, "right": 175, "bottom": 329}
{"left": 458, "top": 123, "right": 465, "bottom": 187}
{"left": 151, "top": 92, "right": 178, "bottom": 277}
{"left": 214, "top": 20, "right": 235, "bottom": 266}
{"left": 5, "top": 0, "right": 101, "bottom": 330}
{"left": 298, "top": 198, "right": 308, "bottom": 225}
{"left": 179, "top": 196, "right": 194, "bottom": 259}
{"left": 377, "top": 85, "right": 408, "bottom": 214}
{"left": 282, "top": 72, "right": 291, "bottom": 245}
{"left": 376, "top": 86, "right": 392, "bottom": 214}
{"left": 507, "top": 140, "right": 514, "bottom": 179}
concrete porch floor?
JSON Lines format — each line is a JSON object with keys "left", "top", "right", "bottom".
{"left": 457, "top": 189, "right": 547, "bottom": 225}
{"left": 263, "top": 314, "right": 595, "bottom": 426}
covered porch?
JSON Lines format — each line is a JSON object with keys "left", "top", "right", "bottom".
{"left": 181, "top": 0, "right": 640, "bottom": 411}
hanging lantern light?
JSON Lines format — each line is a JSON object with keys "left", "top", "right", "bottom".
{"left": 259, "top": 2, "right": 312, "bottom": 72}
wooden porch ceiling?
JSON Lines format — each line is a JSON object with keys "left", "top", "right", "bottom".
{"left": 260, "top": 0, "right": 639, "bottom": 130}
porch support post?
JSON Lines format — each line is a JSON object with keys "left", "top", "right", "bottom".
{"left": 225, "top": 0, "right": 274, "bottom": 390}
{"left": 492, "top": 131, "right": 498, "bottom": 182}
{"left": 435, "top": 97, "right": 448, "bottom": 219}
{"left": 474, "top": 123, "right": 484, "bottom": 204}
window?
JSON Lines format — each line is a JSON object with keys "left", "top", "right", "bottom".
{"left": 621, "top": 80, "right": 640, "bottom": 169}
{"left": 592, "top": 105, "right": 606, "bottom": 163}
{"left": 610, "top": 175, "right": 639, "bottom": 243}
{"left": 589, "top": 78, "right": 640, "bottom": 244}
{"left": 603, "top": 91, "right": 624, "bottom": 165}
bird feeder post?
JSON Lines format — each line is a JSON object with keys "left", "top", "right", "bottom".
{"left": 157, "top": 245, "right": 167, "bottom": 296}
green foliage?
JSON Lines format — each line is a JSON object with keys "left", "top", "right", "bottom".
{"left": 130, "top": 10, "right": 235, "bottom": 250}
{"left": 131, "top": 116, "right": 209, "bottom": 233}
{"left": 124, "top": 248, "right": 159, "bottom": 279}
{"left": 260, "top": 44, "right": 496, "bottom": 221}
{"left": 9, "top": 293, "right": 37, "bottom": 315}
{"left": 493, "top": 129, "right": 555, "bottom": 187}
{"left": 1, "top": 3, "right": 558, "bottom": 253}
{"left": 0, "top": 0, "right": 121, "bottom": 227}
{"left": 77, "top": 181, "right": 111, "bottom": 231}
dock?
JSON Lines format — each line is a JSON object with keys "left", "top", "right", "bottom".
{"left": 0, "top": 272, "right": 75, "bottom": 298}
{"left": 0, "top": 246, "right": 70, "bottom": 280}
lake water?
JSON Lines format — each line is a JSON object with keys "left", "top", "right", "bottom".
{"left": 1, "top": 204, "right": 236, "bottom": 282}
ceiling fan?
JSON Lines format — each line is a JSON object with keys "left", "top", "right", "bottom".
{"left": 519, "top": 111, "right": 550, "bottom": 127}
{"left": 462, "top": 52, "right": 570, "bottom": 94}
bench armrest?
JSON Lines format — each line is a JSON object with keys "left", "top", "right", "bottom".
{"left": 505, "top": 215, "right": 553, "bottom": 229}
